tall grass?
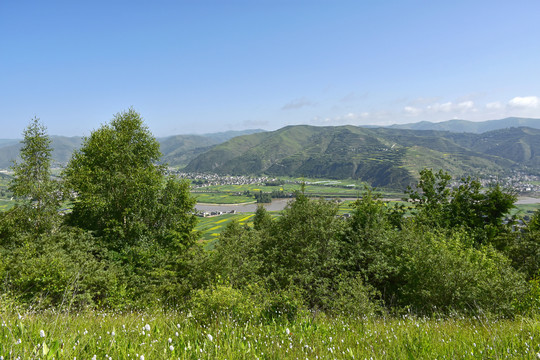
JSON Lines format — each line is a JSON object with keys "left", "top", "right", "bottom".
{"left": 2, "top": 305, "right": 539, "bottom": 359}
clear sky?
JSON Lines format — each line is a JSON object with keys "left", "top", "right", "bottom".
{"left": 2, "top": 0, "right": 540, "bottom": 138}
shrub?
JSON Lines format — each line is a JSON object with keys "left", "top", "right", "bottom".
{"left": 327, "top": 274, "right": 380, "bottom": 317}
{"left": 189, "top": 283, "right": 260, "bottom": 324}
{"left": 513, "top": 275, "right": 540, "bottom": 316}
{"left": 397, "top": 227, "right": 527, "bottom": 315}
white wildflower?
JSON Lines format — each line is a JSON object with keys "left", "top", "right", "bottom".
{"left": 169, "top": 345, "right": 174, "bottom": 351}
{"left": 286, "top": 328, "right": 290, "bottom": 335}
{"left": 144, "top": 324, "right": 151, "bottom": 331}
{"left": 208, "top": 334, "right": 213, "bottom": 341}
{"left": 168, "top": 338, "right": 172, "bottom": 343}
{"left": 39, "top": 330, "right": 45, "bottom": 338}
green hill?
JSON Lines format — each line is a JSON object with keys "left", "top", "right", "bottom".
{"left": 185, "top": 125, "right": 539, "bottom": 189}
{"left": 0, "top": 136, "right": 82, "bottom": 168}
{"left": 158, "top": 129, "right": 265, "bottom": 168}
{"left": 0, "top": 130, "right": 265, "bottom": 169}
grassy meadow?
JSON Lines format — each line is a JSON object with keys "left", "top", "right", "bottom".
{"left": 1, "top": 307, "right": 540, "bottom": 359}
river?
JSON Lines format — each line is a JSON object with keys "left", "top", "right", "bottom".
{"left": 195, "top": 198, "right": 291, "bottom": 213}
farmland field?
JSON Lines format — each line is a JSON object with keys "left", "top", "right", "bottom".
{"left": 191, "top": 178, "right": 373, "bottom": 204}
{"left": 0, "top": 199, "right": 14, "bottom": 211}
{"left": 196, "top": 213, "right": 254, "bottom": 242}
{"left": 192, "top": 192, "right": 255, "bottom": 204}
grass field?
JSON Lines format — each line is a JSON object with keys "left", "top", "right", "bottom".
{"left": 192, "top": 192, "right": 255, "bottom": 204}
{"left": 515, "top": 203, "right": 540, "bottom": 216}
{"left": 193, "top": 180, "right": 369, "bottom": 203}
{"left": 1, "top": 308, "right": 539, "bottom": 359}
{"left": 0, "top": 199, "right": 14, "bottom": 211}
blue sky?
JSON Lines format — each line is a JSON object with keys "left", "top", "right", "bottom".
{"left": 1, "top": 0, "right": 540, "bottom": 138}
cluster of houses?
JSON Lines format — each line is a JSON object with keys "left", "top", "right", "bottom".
{"left": 477, "top": 171, "right": 540, "bottom": 194}
{"left": 197, "top": 209, "right": 236, "bottom": 218}
{"left": 170, "top": 171, "right": 279, "bottom": 188}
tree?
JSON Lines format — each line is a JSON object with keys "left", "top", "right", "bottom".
{"left": 262, "top": 193, "right": 344, "bottom": 308}
{"left": 341, "top": 188, "right": 400, "bottom": 293}
{"left": 404, "top": 168, "right": 451, "bottom": 227}
{"left": 253, "top": 204, "right": 272, "bottom": 231}
{"left": 405, "top": 169, "right": 516, "bottom": 245}
{"left": 7, "top": 117, "right": 60, "bottom": 234}
{"left": 63, "top": 108, "right": 197, "bottom": 250}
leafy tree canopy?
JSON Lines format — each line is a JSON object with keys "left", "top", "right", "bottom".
{"left": 63, "top": 108, "right": 197, "bottom": 250}
{"left": 6, "top": 117, "right": 61, "bottom": 235}
{"left": 405, "top": 168, "right": 516, "bottom": 244}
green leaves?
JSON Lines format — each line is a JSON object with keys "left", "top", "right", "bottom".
{"left": 8, "top": 117, "right": 61, "bottom": 235}
{"left": 63, "top": 108, "right": 192, "bottom": 248}
{"left": 405, "top": 169, "right": 517, "bottom": 245}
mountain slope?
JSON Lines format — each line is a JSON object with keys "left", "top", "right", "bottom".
{"left": 0, "top": 136, "right": 82, "bottom": 168}
{"left": 0, "top": 129, "right": 265, "bottom": 169}
{"left": 185, "top": 125, "right": 537, "bottom": 189}
{"left": 158, "top": 129, "right": 265, "bottom": 167}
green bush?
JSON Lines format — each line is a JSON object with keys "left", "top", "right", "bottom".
{"left": 397, "top": 227, "right": 527, "bottom": 315}
{"left": 260, "top": 288, "right": 305, "bottom": 322}
{"left": 327, "top": 274, "right": 380, "bottom": 317}
{"left": 1, "top": 229, "right": 128, "bottom": 310}
{"left": 513, "top": 275, "right": 540, "bottom": 315}
{"left": 189, "top": 283, "right": 260, "bottom": 324}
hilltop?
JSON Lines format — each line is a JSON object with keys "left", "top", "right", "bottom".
{"left": 0, "top": 129, "right": 264, "bottom": 169}
{"left": 389, "top": 117, "right": 540, "bottom": 133}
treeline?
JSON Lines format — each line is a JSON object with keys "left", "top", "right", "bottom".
{"left": 244, "top": 189, "right": 292, "bottom": 203}
{"left": 1, "top": 110, "right": 539, "bottom": 320}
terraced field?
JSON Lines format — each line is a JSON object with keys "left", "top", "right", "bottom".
{"left": 195, "top": 212, "right": 265, "bottom": 243}
{"left": 0, "top": 199, "right": 14, "bottom": 211}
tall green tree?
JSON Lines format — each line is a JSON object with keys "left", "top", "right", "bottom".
{"left": 404, "top": 168, "right": 451, "bottom": 227}
{"left": 7, "top": 117, "right": 60, "bottom": 234}
{"left": 262, "top": 193, "right": 344, "bottom": 308}
{"left": 63, "top": 108, "right": 197, "bottom": 250}
{"left": 405, "top": 169, "right": 516, "bottom": 244}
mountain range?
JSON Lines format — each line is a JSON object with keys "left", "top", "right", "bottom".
{"left": 184, "top": 125, "right": 540, "bottom": 188}
{"left": 0, "top": 129, "right": 263, "bottom": 169}
{"left": 390, "top": 117, "right": 540, "bottom": 133}
{"left": 1, "top": 118, "right": 539, "bottom": 189}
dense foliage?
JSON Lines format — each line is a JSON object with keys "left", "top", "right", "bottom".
{"left": 1, "top": 111, "right": 539, "bottom": 321}
{"left": 1, "top": 111, "right": 198, "bottom": 309}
